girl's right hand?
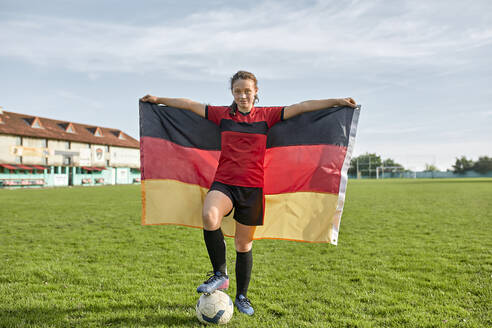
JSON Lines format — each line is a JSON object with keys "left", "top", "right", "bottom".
{"left": 140, "top": 94, "right": 158, "bottom": 103}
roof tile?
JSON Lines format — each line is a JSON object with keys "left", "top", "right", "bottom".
{"left": 0, "top": 111, "right": 139, "bottom": 148}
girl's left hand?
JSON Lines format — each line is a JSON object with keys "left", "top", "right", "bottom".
{"left": 338, "top": 97, "right": 357, "bottom": 108}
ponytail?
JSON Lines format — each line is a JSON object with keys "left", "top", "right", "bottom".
{"left": 229, "top": 102, "right": 238, "bottom": 116}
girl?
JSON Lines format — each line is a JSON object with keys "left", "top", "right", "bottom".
{"left": 141, "top": 70, "right": 356, "bottom": 316}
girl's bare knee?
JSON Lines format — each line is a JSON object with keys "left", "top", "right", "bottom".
{"left": 202, "top": 208, "right": 221, "bottom": 230}
{"left": 235, "top": 237, "right": 253, "bottom": 252}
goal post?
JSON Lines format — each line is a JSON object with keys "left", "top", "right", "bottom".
{"left": 376, "top": 166, "right": 415, "bottom": 179}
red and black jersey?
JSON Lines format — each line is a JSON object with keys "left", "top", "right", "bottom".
{"left": 205, "top": 105, "right": 285, "bottom": 188}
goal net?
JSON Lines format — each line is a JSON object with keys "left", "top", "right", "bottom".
{"left": 376, "top": 166, "right": 416, "bottom": 179}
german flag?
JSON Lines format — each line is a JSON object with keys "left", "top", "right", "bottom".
{"left": 140, "top": 101, "right": 360, "bottom": 244}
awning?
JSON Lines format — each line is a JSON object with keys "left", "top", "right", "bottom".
{"left": 82, "top": 166, "right": 105, "bottom": 171}
{"left": 0, "top": 164, "right": 18, "bottom": 170}
{"left": 32, "top": 165, "right": 47, "bottom": 170}
{"left": 16, "top": 165, "right": 34, "bottom": 170}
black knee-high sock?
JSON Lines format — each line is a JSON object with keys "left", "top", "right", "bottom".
{"left": 203, "top": 228, "right": 227, "bottom": 275}
{"left": 236, "top": 250, "right": 253, "bottom": 297}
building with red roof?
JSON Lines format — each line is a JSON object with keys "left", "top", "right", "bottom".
{"left": 0, "top": 106, "right": 140, "bottom": 188}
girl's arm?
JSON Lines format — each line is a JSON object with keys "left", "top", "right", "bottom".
{"left": 283, "top": 98, "right": 357, "bottom": 120}
{"left": 140, "top": 94, "right": 206, "bottom": 118}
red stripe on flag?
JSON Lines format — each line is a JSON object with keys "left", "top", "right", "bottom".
{"left": 141, "top": 136, "right": 220, "bottom": 188}
{"left": 141, "top": 137, "right": 346, "bottom": 194}
{"left": 264, "top": 144, "right": 347, "bottom": 195}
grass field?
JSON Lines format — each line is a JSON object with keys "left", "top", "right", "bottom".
{"left": 1, "top": 179, "right": 491, "bottom": 327}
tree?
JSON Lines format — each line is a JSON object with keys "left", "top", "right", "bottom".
{"left": 472, "top": 156, "right": 492, "bottom": 174}
{"left": 424, "top": 163, "right": 438, "bottom": 172}
{"left": 382, "top": 158, "right": 404, "bottom": 168}
{"left": 349, "top": 153, "right": 382, "bottom": 178}
{"left": 452, "top": 156, "right": 474, "bottom": 174}
{"left": 349, "top": 153, "right": 404, "bottom": 178}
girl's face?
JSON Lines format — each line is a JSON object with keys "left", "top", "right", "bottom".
{"left": 232, "top": 78, "right": 257, "bottom": 112}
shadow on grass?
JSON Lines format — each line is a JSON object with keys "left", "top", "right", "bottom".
{"left": 1, "top": 303, "right": 198, "bottom": 327}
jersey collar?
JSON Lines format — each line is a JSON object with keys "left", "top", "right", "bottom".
{"left": 237, "top": 106, "right": 254, "bottom": 116}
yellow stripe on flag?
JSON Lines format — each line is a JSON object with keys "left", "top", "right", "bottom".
{"left": 142, "top": 179, "right": 340, "bottom": 243}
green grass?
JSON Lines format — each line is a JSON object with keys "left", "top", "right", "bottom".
{"left": 1, "top": 179, "right": 491, "bottom": 327}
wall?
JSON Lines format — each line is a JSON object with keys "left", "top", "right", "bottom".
{"left": 70, "top": 142, "right": 91, "bottom": 166}
{"left": 91, "top": 144, "right": 108, "bottom": 167}
{"left": 109, "top": 146, "right": 140, "bottom": 168}
{"left": 0, "top": 167, "right": 46, "bottom": 188}
{"left": 1, "top": 165, "right": 141, "bottom": 188}
{"left": 0, "top": 135, "right": 19, "bottom": 163}
{"left": 1, "top": 134, "right": 140, "bottom": 188}
{"left": 47, "top": 139, "right": 69, "bottom": 165}
{"left": 20, "top": 137, "right": 46, "bottom": 165}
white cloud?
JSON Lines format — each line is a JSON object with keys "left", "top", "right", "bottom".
{"left": 1, "top": 1, "right": 491, "bottom": 79}
{"left": 362, "top": 125, "right": 427, "bottom": 135}
{"left": 56, "top": 90, "right": 104, "bottom": 110}
{"left": 481, "top": 110, "right": 492, "bottom": 117}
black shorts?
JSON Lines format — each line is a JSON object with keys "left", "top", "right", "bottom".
{"left": 209, "top": 181, "right": 265, "bottom": 226}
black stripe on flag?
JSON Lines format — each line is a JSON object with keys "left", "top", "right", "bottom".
{"left": 140, "top": 102, "right": 355, "bottom": 150}
{"left": 266, "top": 106, "right": 355, "bottom": 148}
{"left": 140, "top": 102, "right": 221, "bottom": 150}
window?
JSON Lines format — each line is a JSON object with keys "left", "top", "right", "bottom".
{"left": 55, "top": 166, "right": 67, "bottom": 174}
{"left": 58, "top": 123, "right": 76, "bottom": 133}
{"left": 15, "top": 137, "right": 22, "bottom": 164}
{"left": 66, "top": 123, "right": 75, "bottom": 133}
{"left": 31, "top": 117, "right": 44, "bottom": 129}
{"left": 88, "top": 127, "right": 103, "bottom": 137}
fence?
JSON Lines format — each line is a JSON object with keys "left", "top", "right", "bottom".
{"left": 348, "top": 170, "right": 492, "bottom": 179}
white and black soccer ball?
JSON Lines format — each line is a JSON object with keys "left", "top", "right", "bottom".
{"left": 196, "top": 290, "right": 233, "bottom": 325}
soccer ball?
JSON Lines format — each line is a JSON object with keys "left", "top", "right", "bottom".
{"left": 196, "top": 290, "right": 233, "bottom": 325}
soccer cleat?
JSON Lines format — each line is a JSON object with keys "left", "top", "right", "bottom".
{"left": 235, "top": 294, "right": 254, "bottom": 316}
{"left": 196, "top": 271, "right": 229, "bottom": 294}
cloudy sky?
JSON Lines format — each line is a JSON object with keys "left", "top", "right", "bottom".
{"left": 1, "top": 0, "right": 491, "bottom": 170}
